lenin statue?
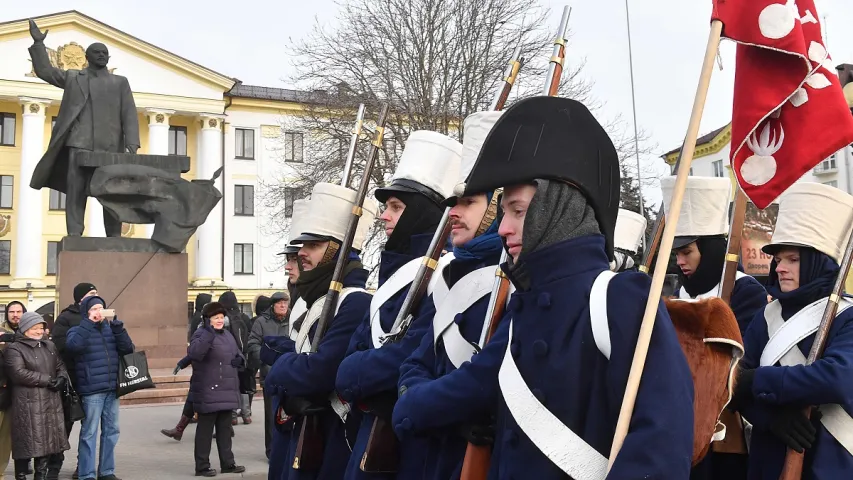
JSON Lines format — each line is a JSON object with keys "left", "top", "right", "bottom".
{"left": 26, "top": 19, "right": 140, "bottom": 237}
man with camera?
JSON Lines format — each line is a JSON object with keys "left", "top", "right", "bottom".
{"left": 65, "top": 296, "right": 134, "bottom": 480}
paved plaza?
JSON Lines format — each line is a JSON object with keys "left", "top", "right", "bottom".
{"left": 2, "top": 403, "right": 268, "bottom": 480}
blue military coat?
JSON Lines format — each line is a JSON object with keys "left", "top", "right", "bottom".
{"left": 265, "top": 267, "right": 371, "bottom": 480}
{"left": 740, "top": 300, "right": 853, "bottom": 480}
{"left": 488, "top": 235, "right": 694, "bottom": 479}
{"left": 261, "top": 335, "right": 297, "bottom": 480}
{"left": 335, "top": 233, "right": 437, "bottom": 480}
{"left": 393, "top": 251, "right": 504, "bottom": 480}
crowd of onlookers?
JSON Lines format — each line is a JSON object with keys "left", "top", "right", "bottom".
{"left": 0, "top": 283, "right": 133, "bottom": 480}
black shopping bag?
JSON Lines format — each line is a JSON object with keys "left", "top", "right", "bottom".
{"left": 117, "top": 351, "right": 156, "bottom": 397}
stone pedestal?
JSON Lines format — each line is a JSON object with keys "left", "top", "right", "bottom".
{"left": 57, "top": 237, "right": 188, "bottom": 369}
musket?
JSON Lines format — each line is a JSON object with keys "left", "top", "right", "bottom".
{"left": 460, "top": 7, "right": 571, "bottom": 480}
{"left": 359, "top": 38, "right": 529, "bottom": 475}
{"left": 292, "top": 104, "right": 390, "bottom": 471}
{"left": 778, "top": 219, "right": 853, "bottom": 479}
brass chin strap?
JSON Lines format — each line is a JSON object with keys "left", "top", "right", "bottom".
{"left": 474, "top": 190, "right": 502, "bottom": 238}
{"left": 320, "top": 241, "right": 341, "bottom": 267}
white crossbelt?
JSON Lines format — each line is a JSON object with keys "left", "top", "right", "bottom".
{"left": 499, "top": 319, "right": 609, "bottom": 479}
{"left": 289, "top": 297, "right": 307, "bottom": 339}
{"left": 762, "top": 297, "right": 853, "bottom": 455}
{"left": 368, "top": 257, "right": 423, "bottom": 348}
{"left": 678, "top": 271, "right": 748, "bottom": 300}
{"left": 431, "top": 266, "right": 495, "bottom": 368}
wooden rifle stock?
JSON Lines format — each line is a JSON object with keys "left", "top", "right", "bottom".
{"left": 460, "top": 8, "right": 570, "bottom": 479}
{"left": 778, "top": 218, "right": 853, "bottom": 479}
{"left": 292, "top": 104, "right": 389, "bottom": 471}
{"left": 640, "top": 205, "right": 665, "bottom": 273}
{"left": 360, "top": 417, "right": 399, "bottom": 473}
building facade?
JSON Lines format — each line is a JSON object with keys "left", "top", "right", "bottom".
{"left": 0, "top": 11, "right": 308, "bottom": 317}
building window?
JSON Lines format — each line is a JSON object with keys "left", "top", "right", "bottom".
{"left": 823, "top": 180, "right": 838, "bottom": 188}
{"left": 284, "top": 187, "right": 298, "bottom": 217}
{"left": 168, "top": 126, "right": 187, "bottom": 156}
{"left": 239, "top": 303, "right": 254, "bottom": 316}
{"left": 0, "top": 114, "right": 15, "bottom": 147}
{"left": 234, "top": 244, "right": 254, "bottom": 275}
{"left": 284, "top": 132, "right": 304, "bottom": 163}
{"left": 712, "top": 160, "right": 724, "bottom": 177}
{"left": 234, "top": 185, "right": 254, "bottom": 216}
{"left": 235, "top": 128, "right": 255, "bottom": 159}
{"left": 0, "top": 241, "right": 9, "bottom": 274}
{"left": 0, "top": 176, "right": 12, "bottom": 209}
{"left": 49, "top": 189, "right": 66, "bottom": 210}
{"left": 46, "top": 241, "right": 61, "bottom": 275}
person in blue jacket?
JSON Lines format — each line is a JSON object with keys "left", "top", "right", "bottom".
{"left": 392, "top": 110, "right": 510, "bottom": 480}
{"left": 448, "top": 96, "right": 695, "bottom": 479}
{"left": 264, "top": 182, "right": 377, "bottom": 480}
{"left": 64, "top": 295, "right": 134, "bottom": 480}
{"left": 730, "top": 182, "right": 853, "bottom": 480}
{"left": 658, "top": 176, "right": 768, "bottom": 480}
{"left": 335, "top": 130, "right": 463, "bottom": 480}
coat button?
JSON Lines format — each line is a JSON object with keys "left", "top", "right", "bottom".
{"left": 537, "top": 293, "right": 551, "bottom": 309}
{"left": 357, "top": 342, "right": 368, "bottom": 351}
{"left": 532, "top": 340, "right": 548, "bottom": 357}
{"left": 454, "top": 313, "right": 464, "bottom": 324}
{"left": 510, "top": 340, "right": 521, "bottom": 359}
{"left": 505, "top": 429, "right": 519, "bottom": 447}
{"left": 532, "top": 388, "right": 547, "bottom": 404}
{"left": 400, "top": 418, "right": 413, "bottom": 431}
{"left": 399, "top": 385, "right": 408, "bottom": 396}
{"left": 343, "top": 388, "right": 353, "bottom": 399}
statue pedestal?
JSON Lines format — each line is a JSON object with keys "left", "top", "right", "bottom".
{"left": 57, "top": 237, "right": 189, "bottom": 369}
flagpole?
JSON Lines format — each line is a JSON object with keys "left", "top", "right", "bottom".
{"left": 607, "top": 19, "right": 724, "bottom": 469}
{"left": 624, "top": 0, "right": 646, "bottom": 251}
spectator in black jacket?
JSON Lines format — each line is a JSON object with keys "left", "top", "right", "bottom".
{"left": 189, "top": 293, "right": 212, "bottom": 343}
{"left": 244, "top": 295, "right": 270, "bottom": 419}
{"left": 46, "top": 282, "right": 97, "bottom": 480}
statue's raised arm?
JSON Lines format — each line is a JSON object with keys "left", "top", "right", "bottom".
{"left": 27, "top": 19, "right": 65, "bottom": 89}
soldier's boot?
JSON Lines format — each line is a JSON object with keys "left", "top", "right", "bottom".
{"left": 161, "top": 415, "right": 192, "bottom": 441}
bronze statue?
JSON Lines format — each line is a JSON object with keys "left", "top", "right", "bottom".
{"left": 26, "top": 19, "right": 140, "bottom": 238}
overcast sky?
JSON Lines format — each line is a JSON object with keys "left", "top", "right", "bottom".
{"left": 3, "top": 0, "right": 852, "bottom": 206}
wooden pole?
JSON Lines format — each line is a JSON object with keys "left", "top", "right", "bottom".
{"left": 606, "top": 20, "right": 723, "bottom": 469}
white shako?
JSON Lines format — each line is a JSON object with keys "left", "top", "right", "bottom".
{"left": 368, "top": 130, "right": 463, "bottom": 347}
{"left": 283, "top": 197, "right": 312, "bottom": 332}
{"left": 610, "top": 208, "right": 647, "bottom": 272}
{"left": 428, "top": 110, "right": 507, "bottom": 369}
{"left": 288, "top": 182, "right": 378, "bottom": 354}
{"left": 757, "top": 182, "right": 853, "bottom": 455}
{"left": 660, "top": 175, "right": 742, "bottom": 299}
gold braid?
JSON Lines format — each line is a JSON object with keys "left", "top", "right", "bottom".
{"left": 320, "top": 241, "right": 341, "bottom": 266}
{"left": 474, "top": 189, "right": 502, "bottom": 237}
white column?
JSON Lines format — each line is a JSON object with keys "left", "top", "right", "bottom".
{"left": 145, "top": 109, "right": 174, "bottom": 238}
{"left": 11, "top": 98, "right": 50, "bottom": 289}
{"left": 193, "top": 115, "right": 225, "bottom": 286}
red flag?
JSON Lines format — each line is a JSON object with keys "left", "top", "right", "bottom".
{"left": 712, "top": 0, "right": 853, "bottom": 209}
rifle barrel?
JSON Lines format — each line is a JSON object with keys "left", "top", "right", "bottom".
{"left": 542, "top": 5, "right": 571, "bottom": 96}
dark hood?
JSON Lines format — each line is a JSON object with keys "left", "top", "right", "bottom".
{"left": 385, "top": 191, "right": 443, "bottom": 254}
{"left": 255, "top": 295, "right": 271, "bottom": 316}
{"left": 767, "top": 246, "right": 839, "bottom": 319}
{"left": 195, "top": 293, "right": 212, "bottom": 313}
{"left": 218, "top": 291, "right": 239, "bottom": 311}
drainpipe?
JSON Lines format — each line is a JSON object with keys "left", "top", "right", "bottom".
{"left": 221, "top": 92, "right": 233, "bottom": 285}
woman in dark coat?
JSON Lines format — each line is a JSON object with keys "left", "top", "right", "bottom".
{"left": 5, "top": 312, "right": 69, "bottom": 480}
{"left": 187, "top": 302, "right": 246, "bottom": 477}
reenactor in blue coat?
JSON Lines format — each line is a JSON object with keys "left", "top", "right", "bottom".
{"left": 662, "top": 176, "right": 768, "bottom": 337}
{"left": 732, "top": 182, "right": 853, "bottom": 480}
{"left": 392, "top": 111, "right": 509, "bottom": 479}
{"left": 334, "top": 130, "right": 463, "bottom": 480}
{"left": 264, "top": 183, "right": 378, "bottom": 480}
{"left": 456, "top": 96, "right": 696, "bottom": 479}
{"left": 659, "top": 176, "right": 768, "bottom": 480}
{"left": 262, "top": 199, "right": 308, "bottom": 480}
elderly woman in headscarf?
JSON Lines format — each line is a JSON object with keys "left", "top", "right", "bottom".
{"left": 5, "top": 312, "right": 69, "bottom": 480}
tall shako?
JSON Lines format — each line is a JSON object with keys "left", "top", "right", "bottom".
{"left": 611, "top": 208, "right": 647, "bottom": 272}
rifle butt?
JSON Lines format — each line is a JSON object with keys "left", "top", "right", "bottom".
{"left": 359, "top": 417, "right": 399, "bottom": 473}
{"left": 712, "top": 410, "right": 748, "bottom": 454}
{"left": 459, "top": 443, "right": 491, "bottom": 480}
{"left": 292, "top": 414, "right": 324, "bottom": 471}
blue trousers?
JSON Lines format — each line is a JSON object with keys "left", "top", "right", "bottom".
{"left": 78, "top": 392, "right": 120, "bottom": 479}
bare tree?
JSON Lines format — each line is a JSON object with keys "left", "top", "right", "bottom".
{"left": 258, "top": 0, "right": 652, "bottom": 279}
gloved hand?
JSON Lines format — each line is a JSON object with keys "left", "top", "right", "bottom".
{"left": 729, "top": 367, "right": 755, "bottom": 411}
{"left": 458, "top": 423, "right": 495, "bottom": 446}
{"left": 47, "top": 376, "right": 66, "bottom": 392}
{"left": 768, "top": 406, "right": 817, "bottom": 453}
{"left": 172, "top": 364, "right": 181, "bottom": 375}
{"left": 284, "top": 395, "right": 328, "bottom": 416}
{"left": 0, "top": 333, "right": 15, "bottom": 343}
{"left": 361, "top": 391, "right": 397, "bottom": 421}
{"left": 230, "top": 355, "right": 245, "bottom": 369}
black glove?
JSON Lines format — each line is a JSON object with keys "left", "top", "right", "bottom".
{"left": 458, "top": 423, "right": 495, "bottom": 446}
{"left": 172, "top": 365, "right": 181, "bottom": 376}
{"left": 361, "top": 391, "right": 397, "bottom": 421}
{"left": 284, "top": 395, "right": 328, "bottom": 416}
{"left": 768, "top": 406, "right": 817, "bottom": 453}
{"left": 0, "top": 333, "right": 15, "bottom": 343}
{"left": 47, "top": 376, "right": 66, "bottom": 392}
{"left": 230, "top": 355, "right": 245, "bottom": 369}
{"left": 729, "top": 368, "right": 756, "bottom": 411}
